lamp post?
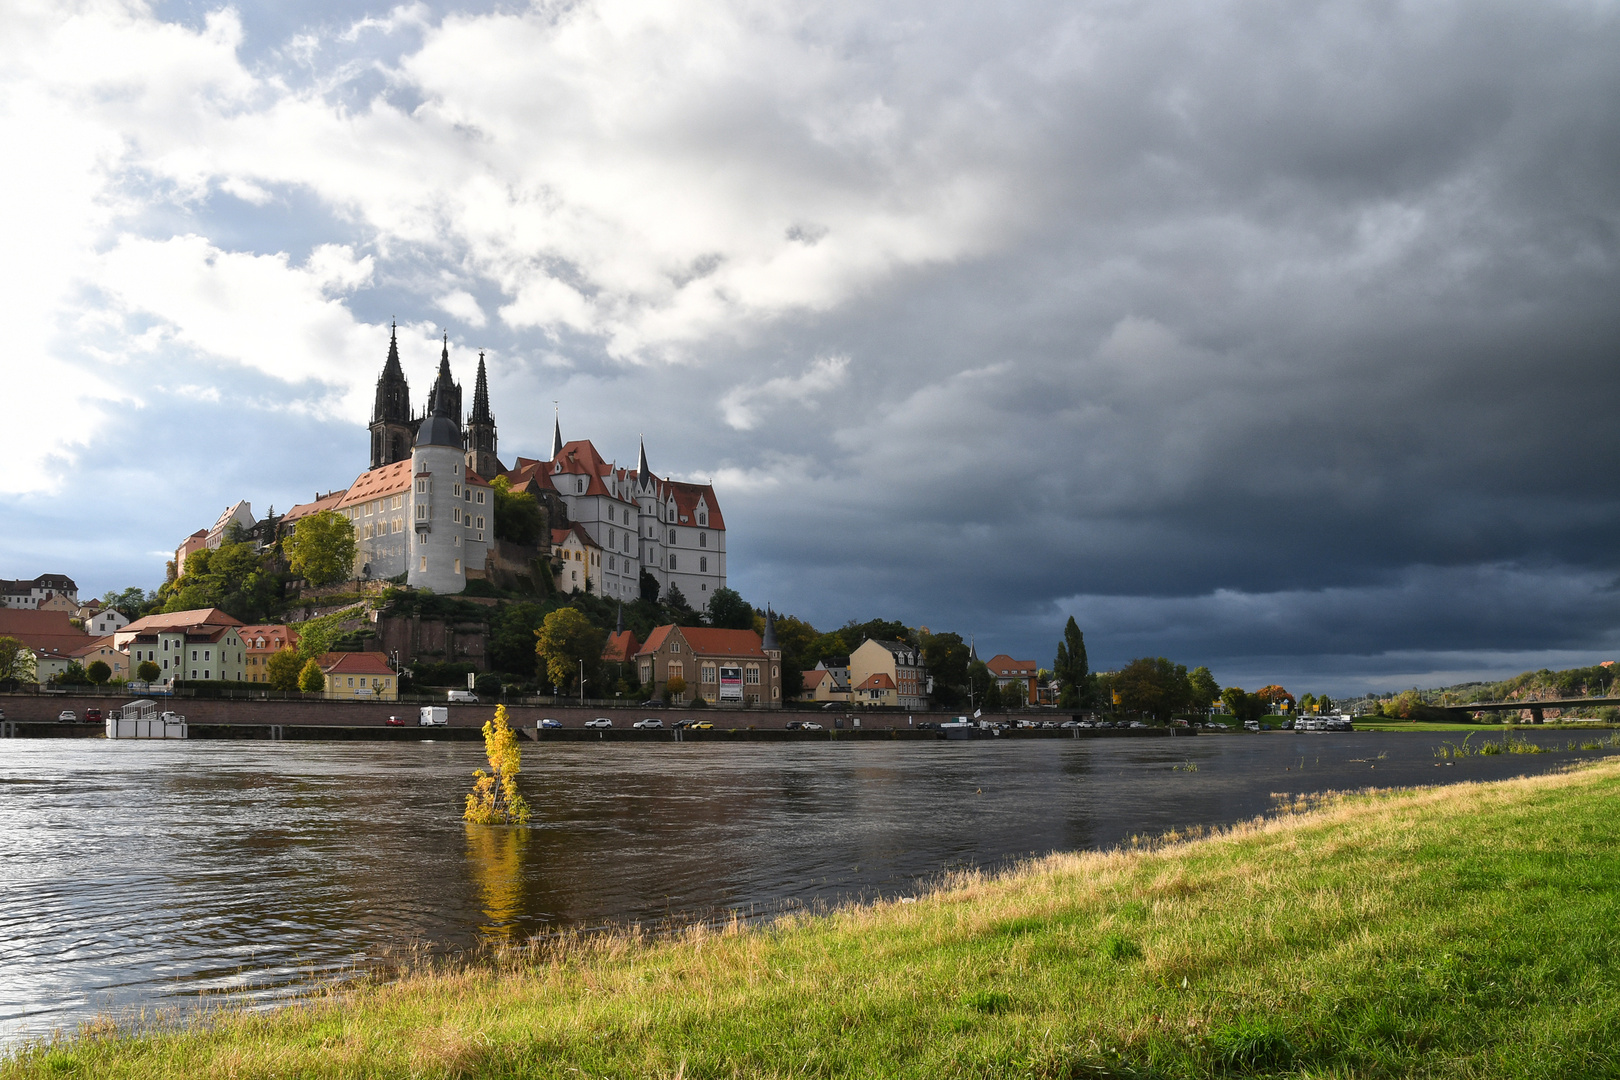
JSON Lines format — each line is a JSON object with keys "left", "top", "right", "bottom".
{"left": 579, "top": 658, "right": 585, "bottom": 705}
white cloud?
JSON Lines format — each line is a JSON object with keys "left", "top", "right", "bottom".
{"left": 720, "top": 354, "right": 850, "bottom": 430}
{"left": 434, "top": 288, "right": 487, "bottom": 328}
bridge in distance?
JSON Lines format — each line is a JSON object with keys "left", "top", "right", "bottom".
{"left": 1442, "top": 697, "right": 1620, "bottom": 724}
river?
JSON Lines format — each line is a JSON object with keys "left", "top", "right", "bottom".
{"left": 1, "top": 729, "right": 1610, "bottom": 1042}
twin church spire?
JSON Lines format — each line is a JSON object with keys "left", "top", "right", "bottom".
{"left": 367, "top": 324, "right": 499, "bottom": 477}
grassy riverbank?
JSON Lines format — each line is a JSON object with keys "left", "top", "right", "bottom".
{"left": 10, "top": 761, "right": 1620, "bottom": 1079}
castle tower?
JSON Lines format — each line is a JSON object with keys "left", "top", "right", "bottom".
{"left": 464, "top": 350, "right": 499, "bottom": 478}
{"left": 368, "top": 322, "right": 414, "bottom": 469}
{"left": 407, "top": 374, "right": 468, "bottom": 595}
{"left": 424, "top": 333, "right": 462, "bottom": 424}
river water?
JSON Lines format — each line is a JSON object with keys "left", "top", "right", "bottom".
{"left": 1, "top": 730, "right": 1611, "bottom": 1042}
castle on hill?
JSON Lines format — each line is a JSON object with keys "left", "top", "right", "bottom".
{"left": 281, "top": 325, "right": 727, "bottom": 600}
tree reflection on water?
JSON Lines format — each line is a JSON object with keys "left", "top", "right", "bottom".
{"left": 464, "top": 824, "right": 528, "bottom": 942}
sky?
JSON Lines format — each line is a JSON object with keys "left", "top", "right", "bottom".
{"left": 2, "top": 0, "right": 1618, "bottom": 696}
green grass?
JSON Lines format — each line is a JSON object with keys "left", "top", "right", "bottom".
{"left": 10, "top": 761, "right": 1620, "bottom": 1078}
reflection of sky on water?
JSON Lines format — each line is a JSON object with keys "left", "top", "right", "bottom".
{"left": 1, "top": 732, "right": 1609, "bottom": 1042}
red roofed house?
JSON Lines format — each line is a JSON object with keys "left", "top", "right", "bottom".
{"left": 853, "top": 671, "right": 898, "bottom": 707}
{"left": 0, "top": 608, "right": 91, "bottom": 682}
{"left": 318, "top": 651, "right": 399, "bottom": 700}
{"left": 239, "top": 624, "right": 300, "bottom": 684}
{"left": 69, "top": 636, "right": 128, "bottom": 682}
{"left": 636, "top": 625, "right": 781, "bottom": 706}
{"left": 602, "top": 628, "right": 641, "bottom": 665}
{"left": 114, "top": 608, "right": 246, "bottom": 686}
{"left": 986, "top": 654, "right": 1040, "bottom": 705}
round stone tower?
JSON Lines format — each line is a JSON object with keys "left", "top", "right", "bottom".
{"left": 407, "top": 359, "right": 469, "bottom": 594}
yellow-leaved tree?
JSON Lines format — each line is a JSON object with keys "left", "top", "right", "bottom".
{"left": 464, "top": 705, "right": 531, "bottom": 825}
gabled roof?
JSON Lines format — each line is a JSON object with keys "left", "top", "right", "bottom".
{"left": 550, "top": 524, "right": 598, "bottom": 549}
{"left": 636, "top": 625, "right": 766, "bottom": 659}
{"left": 803, "top": 669, "right": 830, "bottom": 687}
{"left": 239, "top": 624, "right": 299, "bottom": 651}
{"left": 602, "top": 629, "right": 641, "bottom": 663}
{"left": 318, "top": 651, "right": 394, "bottom": 676}
{"left": 283, "top": 490, "right": 349, "bottom": 523}
{"left": 70, "top": 635, "right": 119, "bottom": 659}
{"left": 121, "top": 608, "right": 244, "bottom": 635}
{"left": 548, "top": 440, "right": 616, "bottom": 498}
{"left": 663, "top": 480, "right": 724, "bottom": 529}
{"left": 856, "top": 672, "right": 897, "bottom": 691}
{"left": 339, "top": 459, "right": 413, "bottom": 508}
{"left": 986, "top": 654, "right": 1037, "bottom": 675}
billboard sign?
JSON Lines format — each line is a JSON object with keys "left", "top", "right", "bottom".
{"left": 719, "top": 666, "right": 743, "bottom": 701}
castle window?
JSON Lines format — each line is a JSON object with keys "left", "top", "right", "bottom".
{"left": 417, "top": 479, "right": 427, "bottom": 494}
{"left": 700, "top": 557, "right": 707, "bottom": 572}
{"left": 454, "top": 558, "right": 461, "bottom": 574}
{"left": 417, "top": 505, "right": 427, "bottom": 520}
{"left": 699, "top": 512, "right": 707, "bottom": 525}
{"left": 420, "top": 557, "right": 427, "bottom": 571}
{"left": 670, "top": 554, "right": 677, "bottom": 570}
{"left": 476, "top": 516, "right": 484, "bottom": 529}
{"left": 453, "top": 484, "right": 461, "bottom": 497}
{"left": 475, "top": 491, "right": 484, "bottom": 504}
{"left": 668, "top": 529, "right": 676, "bottom": 544}
{"left": 699, "top": 533, "right": 706, "bottom": 548}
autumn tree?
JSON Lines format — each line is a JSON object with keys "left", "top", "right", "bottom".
{"left": 285, "top": 510, "right": 357, "bottom": 587}
{"left": 298, "top": 658, "right": 326, "bottom": 693}
{"left": 664, "top": 674, "right": 688, "bottom": 702}
{"left": 534, "top": 607, "right": 605, "bottom": 692}
{"left": 1113, "top": 657, "right": 1191, "bottom": 719}
{"left": 266, "top": 647, "right": 303, "bottom": 691}
{"left": 464, "top": 705, "right": 531, "bottom": 825}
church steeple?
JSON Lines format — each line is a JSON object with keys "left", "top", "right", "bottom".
{"left": 550, "top": 407, "right": 564, "bottom": 460}
{"left": 636, "top": 436, "right": 651, "bottom": 487}
{"left": 464, "top": 350, "right": 500, "bottom": 478}
{"left": 424, "top": 332, "right": 462, "bottom": 425}
{"left": 369, "top": 320, "right": 414, "bottom": 469}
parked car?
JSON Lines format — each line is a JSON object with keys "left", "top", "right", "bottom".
{"left": 57, "top": 710, "right": 76, "bottom": 723}
{"left": 1060, "top": 719, "right": 1082, "bottom": 728}
{"left": 84, "top": 708, "right": 103, "bottom": 724}
{"left": 688, "top": 721, "right": 714, "bottom": 731}
{"left": 632, "top": 718, "right": 664, "bottom": 729}
{"left": 1244, "top": 720, "right": 1261, "bottom": 732}
{"left": 639, "top": 700, "right": 663, "bottom": 707}
{"left": 447, "top": 690, "right": 479, "bottom": 704}
{"left": 385, "top": 715, "right": 405, "bottom": 727}
{"left": 539, "top": 718, "right": 562, "bottom": 729}
{"left": 800, "top": 721, "right": 824, "bottom": 731}
{"left": 1128, "top": 720, "right": 1148, "bottom": 729}
{"left": 419, "top": 706, "right": 448, "bottom": 727}
{"left": 784, "top": 720, "right": 804, "bottom": 730}
{"left": 585, "top": 717, "right": 613, "bottom": 729}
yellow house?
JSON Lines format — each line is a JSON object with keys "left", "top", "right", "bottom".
{"left": 319, "top": 651, "right": 399, "bottom": 700}
{"left": 551, "top": 525, "right": 602, "bottom": 595}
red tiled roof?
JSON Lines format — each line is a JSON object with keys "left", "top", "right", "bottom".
{"left": 602, "top": 630, "right": 641, "bottom": 663}
{"left": 986, "top": 654, "right": 1037, "bottom": 675}
{"left": 663, "top": 480, "right": 724, "bottom": 530}
{"left": 856, "top": 672, "right": 897, "bottom": 691}
{"left": 121, "top": 608, "right": 244, "bottom": 634}
{"left": 70, "top": 636, "right": 119, "bottom": 659}
{"left": 318, "top": 651, "right": 394, "bottom": 676}
{"left": 239, "top": 624, "right": 299, "bottom": 652}
{"left": 338, "top": 460, "right": 412, "bottom": 508}
{"left": 0, "top": 609, "right": 91, "bottom": 657}
{"left": 635, "top": 625, "right": 765, "bottom": 659}
{"left": 283, "top": 490, "right": 349, "bottom": 523}
{"left": 550, "top": 524, "right": 597, "bottom": 548}
{"left": 548, "top": 440, "right": 615, "bottom": 498}
{"left": 803, "top": 669, "right": 829, "bottom": 687}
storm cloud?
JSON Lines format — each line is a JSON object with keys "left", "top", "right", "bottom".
{"left": 2, "top": 0, "right": 1617, "bottom": 693}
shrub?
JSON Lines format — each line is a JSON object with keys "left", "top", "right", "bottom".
{"left": 85, "top": 660, "right": 111, "bottom": 685}
{"left": 135, "top": 660, "right": 160, "bottom": 682}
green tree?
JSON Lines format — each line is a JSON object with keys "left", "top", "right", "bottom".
{"left": 921, "top": 630, "right": 970, "bottom": 707}
{"left": 298, "top": 658, "right": 326, "bottom": 693}
{"left": 966, "top": 657, "right": 994, "bottom": 709}
{"left": 534, "top": 607, "right": 605, "bottom": 692}
{"left": 1054, "top": 616, "right": 1091, "bottom": 707}
{"left": 1188, "top": 666, "right": 1220, "bottom": 712}
{"left": 53, "top": 663, "right": 91, "bottom": 686}
{"left": 839, "top": 619, "right": 912, "bottom": 651}
{"left": 85, "top": 660, "right": 111, "bottom": 685}
{"left": 489, "top": 602, "right": 551, "bottom": 677}
{"left": 101, "top": 587, "right": 154, "bottom": 620}
{"left": 663, "top": 584, "right": 701, "bottom": 626}
{"left": 285, "top": 510, "right": 357, "bottom": 587}
{"left": 266, "top": 647, "right": 303, "bottom": 691}
{"left": 0, "top": 635, "right": 25, "bottom": 684}
{"left": 464, "top": 705, "right": 531, "bottom": 825}
{"left": 489, "top": 476, "right": 544, "bottom": 545}
{"left": 1222, "top": 686, "right": 1267, "bottom": 724}
{"left": 705, "top": 587, "right": 753, "bottom": 630}
{"left": 1114, "top": 657, "right": 1190, "bottom": 719}
{"left": 135, "top": 659, "right": 160, "bottom": 683}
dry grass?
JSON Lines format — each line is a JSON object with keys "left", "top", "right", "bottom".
{"left": 8, "top": 760, "right": 1620, "bottom": 1078}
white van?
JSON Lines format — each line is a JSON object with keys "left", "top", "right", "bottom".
{"left": 419, "top": 706, "right": 448, "bottom": 726}
{"left": 447, "top": 690, "right": 479, "bottom": 704}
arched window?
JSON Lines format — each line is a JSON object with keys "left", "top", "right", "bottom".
{"left": 668, "top": 529, "right": 676, "bottom": 544}
{"left": 699, "top": 533, "right": 706, "bottom": 548}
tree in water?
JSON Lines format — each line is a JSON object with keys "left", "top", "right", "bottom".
{"left": 465, "top": 705, "right": 531, "bottom": 825}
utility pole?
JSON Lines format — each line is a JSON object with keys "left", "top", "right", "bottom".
{"left": 579, "top": 658, "right": 585, "bottom": 705}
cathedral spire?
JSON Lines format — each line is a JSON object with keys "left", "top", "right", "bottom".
{"left": 369, "top": 320, "right": 413, "bottom": 468}
{"left": 550, "top": 406, "right": 564, "bottom": 459}
{"left": 637, "top": 436, "right": 650, "bottom": 487}
{"left": 425, "top": 334, "right": 461, "bottom": 424}
{"left": 469, "top": 351, "right": 492, "bottom": 423}
{"left": 762, "top": 606, "right": 778, "bottom": 652}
